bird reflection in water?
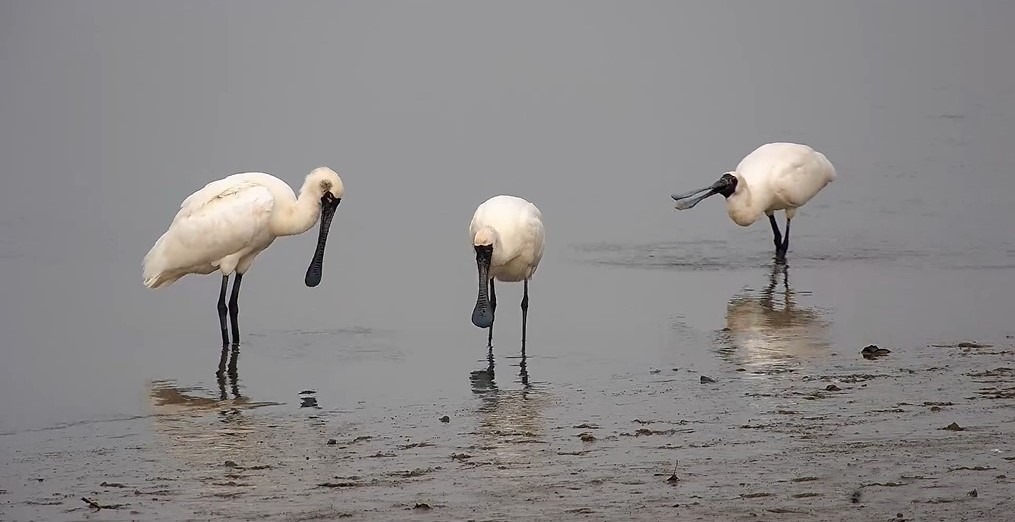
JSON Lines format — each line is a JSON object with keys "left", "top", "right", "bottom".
{"left": 468, "top": 347, "right": 548, "bottom": 469}
{"left": 149, "top": 347, "right": 247, "bottom": 412}
{"left": 147, "top": 346, "right": 282, "bottom": 471}
{"left": 216, "top": 344, "right": 241, "bottom": 401}
{"left": 470, "top": 347, "right": 532, "bottom": 393}
{"left": 716, "top": 262, "right": 831, "bottom": 375}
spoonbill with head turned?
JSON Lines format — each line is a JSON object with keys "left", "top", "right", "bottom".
{"left": 143, "top": 167, "right": 345, "bottom": 346}
{"left": 469, "top": 195, "right": 545, "bottom": 351}
{"left": 671, "top": 142, "right": 836, "bottom": 261}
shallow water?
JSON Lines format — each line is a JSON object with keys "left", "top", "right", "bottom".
{"left": 2, "top": 2, "right": 1015, "bottom": 520}
{"left": 3, "top": 256, "right": 1014, "bottom": 520}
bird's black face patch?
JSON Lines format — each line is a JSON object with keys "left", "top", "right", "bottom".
{"left": 474, "top": 244, "right": 493, "bottom": 265}
{"left": 320, "top": 191, "right": 341, "bottom": 210}
{"left": 717, "top": 173, "right": 738, "bottom": 198}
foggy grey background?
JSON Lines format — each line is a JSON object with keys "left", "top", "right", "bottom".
{"left": 1, "top": 1, "right": 1014, "bottom": 433}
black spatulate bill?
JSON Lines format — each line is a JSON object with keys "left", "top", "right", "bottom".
{"left": 305, "top": 193, "right": 341, "bottom": 287}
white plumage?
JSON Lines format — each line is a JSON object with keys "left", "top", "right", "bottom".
{"left": 468, "top": 195, "right": 545, "bottom": 349}
{"left": 672, "top": 142, "right": 836, "bottom": 259}
{"left": 143, "top": 167, "right": 344, "bottom": 346}
{"left": 469, "top": 195, "right": 545, "bottom": 282}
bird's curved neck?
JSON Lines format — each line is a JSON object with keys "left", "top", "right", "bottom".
{"left": 727, "top": 182, "right": 767, "bottom": 226}
{"left": 274, "top": 188, "right": 322, "bottom": 237}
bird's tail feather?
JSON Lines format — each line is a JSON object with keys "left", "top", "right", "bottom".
{"left": 142, "top": 232, "right": 174, "bottom": 289}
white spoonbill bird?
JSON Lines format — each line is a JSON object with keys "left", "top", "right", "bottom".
{"left": 143, "top": 167, "right": 345, "bottom": 346}
{"left": 469, "top": 195, "right": 545, "bottom": 350}
{"left": 671, "top": 142, "right": 836, "bottom": 260}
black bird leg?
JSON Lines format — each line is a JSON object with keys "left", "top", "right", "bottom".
{"left": 769, "top": 214, "right": 783, "bottom": 254}
{"left": 780, "top": 218, "right": 791, "bottom": 258}
{"left": 521, "top": 279, "right": 529, "bottom": 354}
{"left": 217, "top": 275, "right": 230, "bottom": 346}
{"left": 488, "top": 279, "right": 497, "bottom": 347}
{"left": 770, "top": 214, "right": 791, "bottom": 262}
{"left": 228, "top": 273, "right": 243, "bottom": 347}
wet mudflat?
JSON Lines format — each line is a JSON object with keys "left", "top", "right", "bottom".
{"left": 3, "top": 251, "right": 1015, "bottom": 521}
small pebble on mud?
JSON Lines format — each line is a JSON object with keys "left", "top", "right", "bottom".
{"left": 579, "top": 432, "right": 596, "bottom": 442}
{"left": 439, "top": 415, "right": 450, "bottom": 423}
{"left": 413, "top": 503, "right": 432, "bottom": 510}
{"left": 968, "top": 489, "right": 978, "bottom": 497}
{"left": 825, "top": 384, "right": 841, "bottom": 391}
{"left": 224, "top": 460, "right": 239, "bottom": 468}
{"left": 941, "top": 422, "right": 965, "bottom": 431}
{"left": 700, "top": 375, "right": 716, "bottom": 384}
{"left": 327, "top": 439, "right": 337, "bottom": 445}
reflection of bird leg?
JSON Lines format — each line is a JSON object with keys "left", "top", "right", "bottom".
{"left": 763, "top": 262, "right": 793, "bottom": 312}
{"left": 781, "top": 263, "right": 791, "bottom": 310}
{"left": 519, "top": 354, "right": 530, "bottom": 388}
{"left": 216, "top": 345, "right": 241, "bottom": 400}
{"left": 216, "top": 345, "right": 229, "bottom": 400}
{"left": 228, "top": 346, "right": 240, "bottom": 399}
{"left": 470, "top": 345, "right": 498, "bottom": 392}
{"left": 761, "top": 263, "right": 778, "bottom": 308}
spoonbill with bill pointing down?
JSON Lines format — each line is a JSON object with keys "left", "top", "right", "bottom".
{"left": 143, "top": 167, "right": 345, "bottom": 346}
{"left": 469, "top": 195, "right": 545, "bottom": 352}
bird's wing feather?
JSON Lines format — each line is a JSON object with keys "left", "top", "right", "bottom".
{"left": 770, "top": 149, "right": 835, "bottom": 207}
{"left": 143, "top": 182, "right": 275, "bottom": 285}
{"left": 173, "top": 174, "right": 259, "bottom": 224}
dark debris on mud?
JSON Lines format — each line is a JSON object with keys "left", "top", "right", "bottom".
{"left": 81, "top": 497, "right": 127, "bottom": 510}
{"left": 861, "top": 345, "right": 892, "bottom": 359}
{"left": 5, "top": 338, "right": 1015, "bottom": 521}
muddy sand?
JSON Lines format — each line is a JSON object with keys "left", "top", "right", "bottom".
{"left": 3, "top": 337, "right": 1013, "bottom": 521}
